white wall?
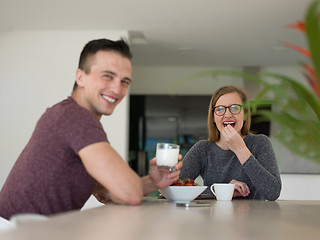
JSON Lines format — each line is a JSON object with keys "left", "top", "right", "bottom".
{"left": 279, "top": 174, "right": 320, "bottom": 200}
{"left": 0, "top": 30, "right": 129, "bottom": 208}
{"left": 131, "top": 66, "right": 244, "bottom": 95}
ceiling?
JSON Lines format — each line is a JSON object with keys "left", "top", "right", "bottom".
{"left": 0, "top": 0, "right": 312, "bottom": 68}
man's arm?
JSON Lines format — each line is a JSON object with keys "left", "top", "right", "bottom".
{"left": 91, "top": 155, "right": 182, "bottom": 202}
{"left": 79, "top": 142, "right": 143, "bottom": 205}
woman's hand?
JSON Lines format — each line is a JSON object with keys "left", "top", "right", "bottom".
{"left": 221, "top": 125, "right": 246, "bottom": 152}
{"left": 148, "top": 154, "right": 183, "bottom": 189}
{"left": 229, "top": 179, "right": 250, "bottom": 198}
{"left": 221, "top": 125, "right": 251, "bottom": 164}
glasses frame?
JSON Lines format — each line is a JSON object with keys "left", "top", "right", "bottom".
{"left": 213, "top": 104, "right": 243, "bottom": 116}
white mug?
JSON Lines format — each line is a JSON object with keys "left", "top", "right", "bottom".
{"left": 210, "top": 183, "right": 235, "bottom": 201}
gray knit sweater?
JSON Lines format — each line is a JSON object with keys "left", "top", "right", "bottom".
{"left": 180, "top": 134, "right": 281, "bottom": 200}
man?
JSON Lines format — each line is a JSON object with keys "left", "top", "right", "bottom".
{"left": 0, "top": 39, "right": 182, "bottom": 220}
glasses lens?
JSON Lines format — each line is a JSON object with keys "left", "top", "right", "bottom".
{"left": 214, "top": 106, "right": 226, "bottom": 116}
{"left": 230, "top": 105, "right": 242, "bottom": 114}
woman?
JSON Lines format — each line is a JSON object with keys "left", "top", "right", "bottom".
{"left": 179, "top": 85, "right": 281, "bottom": 200}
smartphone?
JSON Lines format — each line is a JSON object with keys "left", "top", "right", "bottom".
{"left": 176, "top": 202, "right": 211, "bottom": 207}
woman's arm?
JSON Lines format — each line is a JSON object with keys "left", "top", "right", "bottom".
{"left": 221, "top": 126, "right": 281, "bottom": 200}
{"left": 241, "top": 135, "right": 282, "bottom": 201}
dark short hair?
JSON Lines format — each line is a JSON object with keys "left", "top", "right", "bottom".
{"left": 73, "top": 38, "right": 132, "bottom": 91}
{"left": 208, "top": 85, "right": 252, "bottom": 142}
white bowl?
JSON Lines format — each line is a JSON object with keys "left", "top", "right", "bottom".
{"left": 159, "top": 186, "right": 207, "bottom": 203}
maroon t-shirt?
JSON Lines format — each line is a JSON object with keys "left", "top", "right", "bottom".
{"left": 0, "top": 97, "right": 108, "bottom": 219}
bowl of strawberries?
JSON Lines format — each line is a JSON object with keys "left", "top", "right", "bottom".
{"left": 159, "top": 178, "right": 207, "bottom": 203}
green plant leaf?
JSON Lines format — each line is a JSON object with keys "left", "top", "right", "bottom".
{"left": 305, "top": 0, "right": 320, "bottom": 87}
{"left": 260, "top": 72, "right": 320, "bottom": 120}
{"left": 274, "top": 120, "right": 320, "bottom": 163}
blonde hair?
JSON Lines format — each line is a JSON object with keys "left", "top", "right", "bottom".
{"left": 208, "top": 85, "right": 251, "bottom": 142}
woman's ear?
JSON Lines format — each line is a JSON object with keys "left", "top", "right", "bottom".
{"left": 75, "top": 68, "right": 85, "bottom": 87}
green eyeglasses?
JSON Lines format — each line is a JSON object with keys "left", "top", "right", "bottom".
{"left": 213, "top": 104, "right": 243, "bottom": 116}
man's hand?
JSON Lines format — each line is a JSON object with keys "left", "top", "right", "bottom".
{"left": 148, "top": 155, "right": 183, "bottom": 189}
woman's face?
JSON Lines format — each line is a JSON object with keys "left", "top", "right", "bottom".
{"left": 213, "top": 92, "right": 244, "bottom": 135}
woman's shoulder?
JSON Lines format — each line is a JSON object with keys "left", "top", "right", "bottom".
{"left": 193, "top": 139, "right": 215, "bottom": 147}
{"left": 245, "top": 133, "right": 272, "bottom": 146}
{"left": 189, "top": 139, "right": 218, "bottom": 152}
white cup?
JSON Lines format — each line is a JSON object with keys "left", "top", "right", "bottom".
{"left": 155, "top": 143, "right": 179, "bottom": 171}
{"left": 210, "top": 183, "right": 235, "bottom": 201}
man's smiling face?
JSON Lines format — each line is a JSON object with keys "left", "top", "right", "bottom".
{"left": 76, "top": 50, "right": 132, "bottom": 119}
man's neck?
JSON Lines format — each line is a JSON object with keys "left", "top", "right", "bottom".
{"left": 71, "top": 90, "right": 102, "bottom": 120}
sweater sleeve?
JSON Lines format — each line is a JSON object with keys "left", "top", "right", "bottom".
{"left": 242, "top": 135, "right": 282, "bottom": 201}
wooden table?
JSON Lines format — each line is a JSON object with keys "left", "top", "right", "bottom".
{"left": 1, "top": 198, "right": 320, "bottom": 240}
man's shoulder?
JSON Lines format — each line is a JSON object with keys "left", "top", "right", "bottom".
{"left": 45, "top": 97, "right": 95, "bottom": 122}
{"left": 48, "top": 97, "right": 78, "bottom": 113}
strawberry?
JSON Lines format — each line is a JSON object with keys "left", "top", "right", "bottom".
{"left": 171, "top": 179, "right": 184, "bottom": 186}
{"left": 184, "top": 178, "right": 194, "bottom": 184}
{"left": 171, "top": 178, "right": 198, "bottom": 186}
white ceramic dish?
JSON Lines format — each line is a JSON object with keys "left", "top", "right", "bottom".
{"left": 159, "top": 186, "right": 207, "bottom": 203}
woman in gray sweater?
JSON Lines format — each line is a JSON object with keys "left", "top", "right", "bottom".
{"left": 179, "top": 85, "right": 281, "bottom": 200}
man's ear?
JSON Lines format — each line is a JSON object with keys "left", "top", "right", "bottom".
{"left": 75, "top": 68, "right": 86, "bottom": 87}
